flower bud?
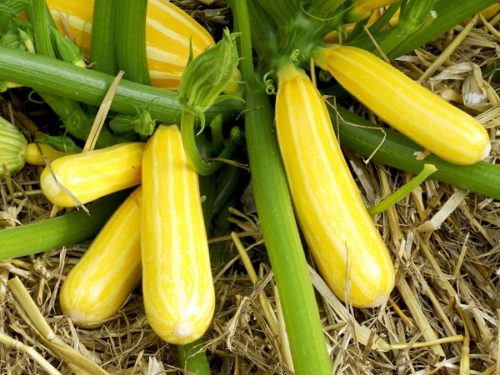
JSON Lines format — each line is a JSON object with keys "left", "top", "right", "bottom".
{"left": 0, "top": 116, "right": 27, "bottom": 178}
{"left": 177, "top": 28, "right": 239, "bottom": 115}
{"left": 51, "top": 27, "right": 86, "bottom": 67}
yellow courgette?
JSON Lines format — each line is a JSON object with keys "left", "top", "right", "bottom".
{"left": 314, "top": 45, "right": 491, "bottom": 165}
{"left": 45, "top": 0, "right": 215, "bottom": 89}
{"left": 349, "top": 0, "right": 398, "bottom": 20}
{"left": 40, "top": 142, "right": 143, "bottom": 207}
{"left": 141, "top": 125, "right": 215, "bottom": 344}
{"left": 276, "top": 64, "right": 395, "bottom": 308}
{"left": 24, "top": 143, "right": 74, "bottom": 165}
{"left": 59, "top": 187, "right": 142, "bottom": 328}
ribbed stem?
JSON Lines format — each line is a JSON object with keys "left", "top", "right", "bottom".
{"left": 0, "top": 47, "right": 243, "bottom": 124}
{"left": 334, "top": 106, "right": 500, "bottom": 200}
{"left": 0, "top": 192, "right": 127, "bottom": 261}
{"left": 377, "top": 0, "right": 436, "bottom": 56}
{"left": 181, "top": 111, "right": 241, "bottom": 176}
{"left": 90, "top": 0, "right": 117, "bottom": 74}
{"left": 176, "top": 333, "right": 211, "bottom": 374}
{"left": 29, "top": 0, "right": 55, "bottom": 57}
{"left": 114, "top": 0, "right": 150, "bottom": 85}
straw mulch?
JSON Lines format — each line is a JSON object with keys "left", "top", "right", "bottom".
{"left": 0, "top": 3, "right": 499, "bottom": 375}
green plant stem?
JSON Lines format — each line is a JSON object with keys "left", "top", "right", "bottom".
{"left": 29, "top": 0, "right": 55, "bottom": 57}
{"left": 38, "top": 93, "right": 115, "bottom": 147}
{"left": 245, "top": 79, "right": 332, "bottom": 375}
{"left": 212, "top": 165, "right": 242, "bottom": 218}
{"left": 233, "top": 0, "right": 332, "bottom": 373}
{"left": 333, "top": 106, "right": 500, "bottom": 200}
{"left": 367, "top": 163, "right": 438, "bottom": 215}
{"left": 349, "top": 0, "right": 498, "bottom": 58}
{"left": 376, "top": 0, "right": 437, "bottom": 56}
{"left": 114, "top": 0, "right": 150, "bottom": 84}
{"left": 181, "top": 111, "right": 241, "bottom": 176}
{"left": 306, "top": 0, "right": 345, "bottom": 18}
{"left": 0, "top": 192, "right": 127, "bottom": 261}
{"left": 0, "top": 47, "right": 243, "bottom": 124}
{"left": 255, "top": 0, "right": 301, "bottom": 26}
{"left": 209, "top": 114, "right": 225, "bottom": 151}
{"left": 362, "top": 3, "right": 400, "bottom": 35}
{"left": 176, "top": 340, "right": 211, "bottom": 374}
{"left": 90, "top": 0, "right": 117, "bottom": 74}
{"left": 27, "top": 0, "right": 114, "bottom": 147}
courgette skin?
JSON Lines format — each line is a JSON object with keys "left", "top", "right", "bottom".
{"left": 59, "top": 187, "right": 142, "bottom": 329}
{"left": 40, "top": 142, "right": 144, "bottom": 207}
{"left": 141, "top": 125, "right": 215, "bottom": 344}
{"left": 276, "top": 64, "right": 394, "bottom": 308}
{"left": 25, "top": 143, "right": 73, "bottom": 165}
{"left": 315, "top": 45, "right": 491, "bottom": 165}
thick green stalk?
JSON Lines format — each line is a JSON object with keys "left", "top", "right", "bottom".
{"left": 212, "top": 165, "right": 242, "bottom": 218}
{"left": 333, "top": 106, "right": 500, "bottom": 200}
{"left": 90, "top": 0, "right": 117, "bottom": 74}
{"left": 0, "top": 47, "right": 243, "bottom": 124}
{"left": 30, "top": 0, "right": 55, "bottom": 58}
{"left": 177, "top": 341, "right": 211, "bottom": 375}
{"left": 114, "top": 0, "right": 150, "bottom": 85}
{"left": 181, "top": 111, "right": 242, "bottom": 176}
{"left": 233, "top": 0, "right": 332, "bottom": 373}
{"left": 377, "top": 0, "right": 437, "bottom": 56}
{"left": 0, "top": 192, "right": 126, "bottom": 261}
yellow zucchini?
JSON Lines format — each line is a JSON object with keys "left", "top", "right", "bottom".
{"left": 24, "top": 143, "right": 74, "bottom": 165}
{"left": 59, "top": 187, "right": 142, "bottom": 328}
{"left": 349, "top": 0, "right": 398, "bottom": 20}
{"left": 40, "top": 142, "right": 144, "bottom": 207}
{"left": 314, "top": 45, "right": 491, "bottom": 165}
{"left": 45, "top": 0, "right": 215, "bottom": 89}
{"left": 324, "top": 8, "right": 398, "bottom": 44}
{"left": 276, "top": 64, "right": 394, "bottom": 308}
{"left": 141, "top": 125, "right": 214, "bottom": 344}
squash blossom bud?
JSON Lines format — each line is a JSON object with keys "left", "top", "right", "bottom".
{"left": 0, "top": 116, "right": 27, "bottom": 178}
{"left": 51, "top": 27, "right": 86, "bottom": 68}
{"left": 177, "top": 28, "right": 239, "bottom": 115}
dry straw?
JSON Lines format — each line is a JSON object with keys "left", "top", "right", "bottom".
{"left": 0, "top": 3, "right": 499, "bottom": 374}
